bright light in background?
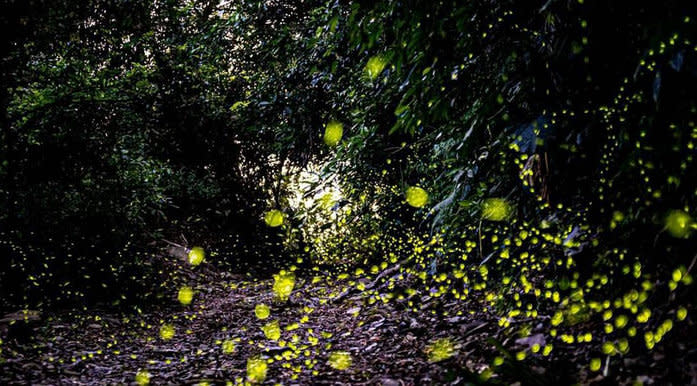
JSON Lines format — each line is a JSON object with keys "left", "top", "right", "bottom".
{"left": 284, "top": 161, "right": 344, "bottom": 215}
{"left": 273, "top": 157, "right": 386, "bottom": 264}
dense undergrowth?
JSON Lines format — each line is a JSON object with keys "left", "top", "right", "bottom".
{"left": 1, "top": 0, "right": 697, "bottom": 384}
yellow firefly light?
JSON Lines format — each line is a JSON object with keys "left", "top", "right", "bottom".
{"left": 405, "top": 186, "right": 429, "bottom": 208}
{"left": 177, "top": 286, "right": 194, "bottom": 305}
{"left": 246, "top": 357, "right": 268, "bottom": 383}
{"left": 255, "top": 304, "right": 271, "bottom": 319}
{"left": 328, "top": 351, "right": 352, "bottom": 370}
{"left": 222, "top": 339, "right": 235, "bottom": 354}
{"left": 426, "top": 338, "right": 456, "bottom": 363}
{"left": 265, "top": 209, "right": 284, "bottom": 227}
{"left": 159, "top": 324, "right": 175, "bottom": 340}
{"left": 135, "top": 370, "right": 151, "bottom": 385}
{"left": 273, "top": 270, "right": 296, "bottom": 301}
{"left": 324, "top": 120, "right": 344, "bottom": 146}
{"left": 365, "top": 55, "right": 387, "bottom": 80}
{"left": 665, "top": 210, "right": 693, "bottom": 238}
{"left": 262, "top": 320, "right": 281, "bottom": 340}
{"left": 482, "top": 198, "right": 512, "bottom": 221}
{"left": 188, "top": 247, "right": 205, "bottom": 266}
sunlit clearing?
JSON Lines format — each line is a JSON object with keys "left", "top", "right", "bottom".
{"left": 177, "top": 286, "right": 194, "bottom": 305}
{"left": 273, "top": 270, "right": 296, "bottom": 301}
{"left": 405, "top": 186, "right": 429, "bottom": 208}
{"left": 328, "top": 350, "right": 352, "bottom": 370}
{"left": 324, "top": 120, "right": 344, "bottom": 146}
{"left": 481, "top": 198, "right": 512, "bottom": 221}
{"left": 255, "top": 304, "right": 271, "bottom": 319}
{"left": 159, "top": 324, "right": 175, "bottom": 340}
{"left": 365, "top": 55, "right": 387, "bottom": 80}
{"left": 222, "top": 339, "right": 235, "bottom": 354}
{"left": 665, "top": 209, "right": 693, "bottom": 238}
{"left": 262, "top": 320, "right": 281, "bottom": 340}
{"left": 285, "top": 162, "right": 343, "bottom": 212}
{"left": 135, "top": 370, "right": 150, "bottom": 385}
{"left": 187, "top": 247, "right": 205, "bottom": 266}
{"left": 426, "top": 338, "right": 457, "bottom": 363}
{"left": 246, "top": 357, "right": 268, "bottom": 383}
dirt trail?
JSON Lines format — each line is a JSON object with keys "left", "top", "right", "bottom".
{"left": 1, "top": 266, "right": 506, "bottom": 385}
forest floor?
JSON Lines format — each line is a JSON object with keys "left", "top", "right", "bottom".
{"left": 0, "top": 253, "right": 693, "bottom": 385}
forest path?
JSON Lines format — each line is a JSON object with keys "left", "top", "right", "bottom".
{"left": 1, "top": 264, "right": 510, "bottom": 385}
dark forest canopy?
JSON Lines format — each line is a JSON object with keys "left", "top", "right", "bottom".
{"left": 1, "top": 0, "right": 696, "bottom": 384}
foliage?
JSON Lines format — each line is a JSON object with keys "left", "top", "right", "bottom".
{"left": 1, "top": 0, "right": 290, "bottom": 309}
{"left": 235, "top": 0, "right": 697, "bottom": 380}
{"left": 1, "top": 0, "right": 696, "bottom": 383}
